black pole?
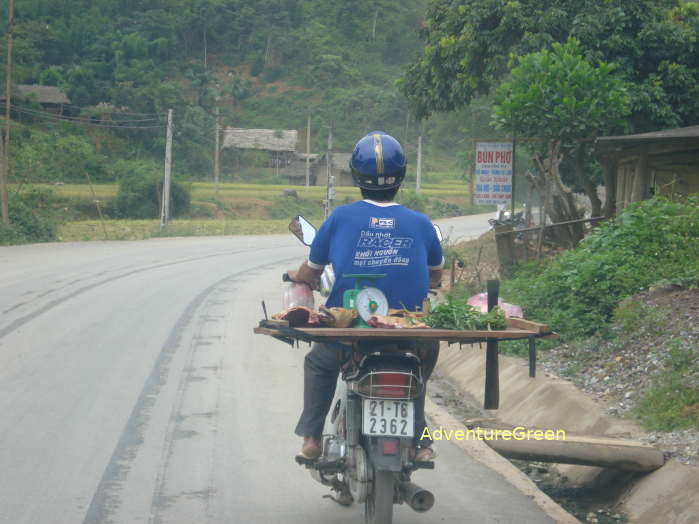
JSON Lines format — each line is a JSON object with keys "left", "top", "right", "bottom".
{"left": 511, "top": 134, "right": 516, "bottom": 220}
{"left": 528, "top": 335, "right": 537, "bottom": 378}
{"left": 484, "top": 280, "right": 500, "bottom": 410}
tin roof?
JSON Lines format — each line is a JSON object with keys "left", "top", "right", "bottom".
{"left": 595, "top": 125, "right": 699, "bottom": 155}
{"left": 1, "top": 84, "right": 71, "bottom": 104}
{"left": 222, "top": 128, "right": 298, "bottom": 152}
{"left": 596, "top": 125, "right": 699, "bottom": 144}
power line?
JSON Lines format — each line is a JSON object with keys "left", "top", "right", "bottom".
{"left": 0, "top": 104, "right": 165, "bottom": 129}
{"left": 38, "top": 100, "right": 164, "bottom": 117}
{"left": 2, "top": 103, "right": 164, "bottom": 123}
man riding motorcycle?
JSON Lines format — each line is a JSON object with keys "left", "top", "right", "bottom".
{"left": 286, "top": 131, "right": 444, "bottom": 463}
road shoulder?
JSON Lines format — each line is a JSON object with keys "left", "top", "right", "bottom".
{"left": 425, "top": 396, "right": 579, "bottom": 523}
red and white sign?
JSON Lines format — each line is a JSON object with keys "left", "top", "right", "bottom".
{"left": 474, "top": 141, "right": 513, "bottom": 206}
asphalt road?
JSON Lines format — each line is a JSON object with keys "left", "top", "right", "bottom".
{"left": 0, "top": 212, "right": 552, "bottom": 524}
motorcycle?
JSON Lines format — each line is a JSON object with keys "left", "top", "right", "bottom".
{"left": 488, "top": 204, "right": 527, "bottom": 230}
{"left": 489, "top": 205, "right": 529, "bottom": 244}
{"left": 285, "top": 216, "right": 436, "bottom": 524}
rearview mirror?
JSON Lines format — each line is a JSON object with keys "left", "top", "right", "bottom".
{"left": 289, "top": 215, "right": 317, "bottom": 246}
{"left": 434, "top": 224, "right": 443, "bottom": 242}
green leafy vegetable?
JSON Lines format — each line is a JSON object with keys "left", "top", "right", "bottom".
{"left": 426, "top": 294, "right": 506, "bottom": 330}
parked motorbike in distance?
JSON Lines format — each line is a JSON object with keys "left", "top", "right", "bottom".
{"left": 286, "top": 215, "right": 436, "bottom": 524}
{"left": 488, "top": 205, "right": 529, "bottom": 244}
{"left": 488, "top": 204, "right": 527, "bottom": 229}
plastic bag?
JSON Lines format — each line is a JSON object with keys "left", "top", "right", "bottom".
{"left": 467, "top": 293, "right": 523, "bottom": 318}
{"left": 282, "top": 282, "right": 315, "bottom": 310}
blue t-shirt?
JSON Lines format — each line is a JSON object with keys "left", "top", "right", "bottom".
{"left": 308, "top": 200, "right": 443, "bottom": 311}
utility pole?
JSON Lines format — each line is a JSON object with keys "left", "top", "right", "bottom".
{"left": 403, "top": 111, "right": 410, "bottom": 144}
{"left": 160, "top": 109, "right": 173, "bottom": 230}
{"left": 0, "top": 0, "right": 15, "bottom": 224}
{"left": 264, "top": 35, "right": 271, "bottom": 68}
{"left": 214, "top": 105, "right": 220, "bottom": 194}
{"left": 324, "top": 124, "right": 334, "bottom": 218}
{"left": 305, "top": 113, "right": 311, "bottom": 189}
{"left": 372, "top": 9, "right": 378, "bottom": 41}
{"left": 203, "top": 25, "right": 208, "bottom": 70}
{"left": 416, "top": 124, "right": 423, "bottom": 194}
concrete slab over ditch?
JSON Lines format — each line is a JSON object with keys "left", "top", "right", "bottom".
{"left": 434, "top": 343, "right": 699, "bottom": 523}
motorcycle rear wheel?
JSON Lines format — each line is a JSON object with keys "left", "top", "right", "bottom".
{"left": 365, "top": 470, "right": 394, "bottom": 524}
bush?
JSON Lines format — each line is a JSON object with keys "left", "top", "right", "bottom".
{"left": 250, "top": 55, "right": 265, "bottom": 77}
{"left": 262, "top": 66, "right": 285, "bottom": 83}
{"left": 0, "top": 190, "right": 58, "bottom": 245}
{"left": 429, "top": 200, "right": 467, "bottom": 218}
{"left": 501, "top": 196, "right": 699, "bottom": 340}
{"left": 12, "top": 130, "right": 110, "bottom": 183}
{"left": 267, "top": 196, "right": 324, "bottom": 220}
{"left": 107, "top": 173, "right": 191, "bottom": 219}
{"left": 0, "top": 221, "right": 26, "bottom": 245}
{"left": 635, "top": 341, "right": 699, "bottom": 430}
{"left": 396, "top": 190, "right": 429, "bottom": 214}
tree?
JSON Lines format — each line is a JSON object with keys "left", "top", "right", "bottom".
{"left": 107, "top": 170, "right": 191, "bottom": 219}
{"left": 401, "top": 0, "right": 699, "bottom": 131}
{"left": 0, "top": 0, "right": 430, "bottom": 180}
{"left": 492, "top": 39, "right": 631, "bottom": 223}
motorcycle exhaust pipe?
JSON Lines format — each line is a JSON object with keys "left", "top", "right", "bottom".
{"left": 400, "top": 481, "right": 434, "bottom": 513}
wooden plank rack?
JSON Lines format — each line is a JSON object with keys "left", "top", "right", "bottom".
{"left": 253, "top": 317, "right": 554, "bottom": 344}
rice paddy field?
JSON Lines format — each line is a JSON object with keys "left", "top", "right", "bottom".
{"left": 22, "top": 180, "right": 486, "bottom": 242}
{"left": 32, "top": 181, "right": 470, "bottom": 201}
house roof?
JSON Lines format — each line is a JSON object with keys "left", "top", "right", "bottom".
{"left": 1, "top": 84, "right": 71, "bottom": 104}
{"left": 222, "top": 128, "right": 298, "bottom": 152}
{"left": 597, "top": 125, "right": 699, "bottom": 143}
{"left": 595, "top": 125, "right": 699, "bottom": 155}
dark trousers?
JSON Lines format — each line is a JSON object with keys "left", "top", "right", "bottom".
{"left": 295, "top": 341, "right": 440, "bottom": 446}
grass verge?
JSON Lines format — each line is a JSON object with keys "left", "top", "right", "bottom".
{"left": 635, "top": 340, "right": 699, "bottom": 431}
{"left": 58, "top": 219, "right": 289, "bottom": 241}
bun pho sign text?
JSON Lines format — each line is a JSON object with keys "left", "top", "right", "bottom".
{"left": 474, "top": 141, "right": 513, "bottom": 206}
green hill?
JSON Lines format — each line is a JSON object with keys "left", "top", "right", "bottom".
{"left": 1, "top": 0, "right": 430, "bottom": 178}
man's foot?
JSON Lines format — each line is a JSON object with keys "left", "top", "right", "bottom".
{"left": 323, "top": 486, "right": 354, "bottom": 506}
{"left": 414, "top": 446, "right": 437, "bottom": 462}
{"left": 296, "top": 436, "right": 322, "bottom": 460}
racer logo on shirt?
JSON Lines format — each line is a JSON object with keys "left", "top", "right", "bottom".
{"left": 354, "top": 230, "right": 412, "bottom": 267}
{"left": 369, "top": 217, "right": 396, "bottom": 230}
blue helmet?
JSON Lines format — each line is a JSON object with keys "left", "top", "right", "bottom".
{"left": 350, "top": 131, "right": 406, "bottom": 190}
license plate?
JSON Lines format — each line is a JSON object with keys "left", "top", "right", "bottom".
{"left": 362, "top": 399, "right": 414, "bottom": 437}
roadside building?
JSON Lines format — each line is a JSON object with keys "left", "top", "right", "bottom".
{"left": 313, "top": 152, "right": 354, "bottom": 187}
{"left": 222, "top": 127, "right": 298, "bottom": 153}
{"left": 1, "top": 84, "right": 71, "bottom": 115}
{"left": 222, "top": 127, "right": 298, "bottom": 172}
{"left": 284, "top": 152, "right": 355, "bottom": 187}
{"left": 595, "top": 125, "right": 699, "bottom": 215}
{"left": 285, "top": 153, "right": 319, "bottom": 186}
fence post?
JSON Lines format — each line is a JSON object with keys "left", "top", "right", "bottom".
{"left": 494, "top": 225, "right": 515, "bottom": 277}
{"left": 528, "top": 335, "right": 537, "bottom": 378}
{"left": 484, "top": 279, "right": 500, "bottom": 410}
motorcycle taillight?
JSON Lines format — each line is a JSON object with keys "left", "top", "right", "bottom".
{"left": 357, "top": 372, "right": 419, "bottom": 399}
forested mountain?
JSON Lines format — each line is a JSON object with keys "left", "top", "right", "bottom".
{"left": 0, "top": 0, "right": 428, "bottom": 177}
